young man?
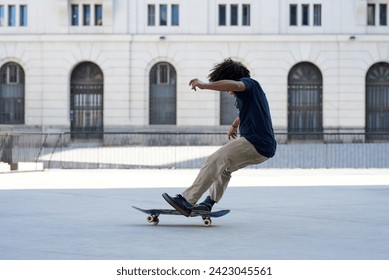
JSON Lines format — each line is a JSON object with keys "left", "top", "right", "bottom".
{"left": 163, "top": 58, "right": 277, "bottom": 216}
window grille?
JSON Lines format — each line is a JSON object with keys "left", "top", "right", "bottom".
{"left": 70, "top": 62, "right": 104, "bottom": 139}
{"left": 0, "top": 62, "right": 25, "bottom": 124}
{"left": 366, "top": 62, "right": 389, "bottom": 141}
{"left": 220, "top": 92, "right": 238, "bottom": 125}
{"left": 149, "top": 63, "right": 176, "bottom": 125}
{"left": 288, "top": 62, "right": 323, "bottom": 141}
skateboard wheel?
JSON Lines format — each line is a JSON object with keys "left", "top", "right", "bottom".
{"left": 147, "top": 215, "right": 159, "bottom": 225}
{"left": 152, "top": 217, "right": 159, "bottom": 225}
{"left": 147, "top": 215, "right": 154, "bottom": 223}
{"left": 203, "top": 218, "right": 212, "bottom": 227}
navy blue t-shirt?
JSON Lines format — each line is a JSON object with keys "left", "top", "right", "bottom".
{"left": 235, "top": 77, "right": 276, "bottom": 158}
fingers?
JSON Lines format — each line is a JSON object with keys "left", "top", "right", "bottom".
{"left": 189, "top": 78, "right": 198, "bottom": 91}
{"left": 227, "top": 128, "right": 237, "bottom": 140}
{"left": 228, "top": 133, "right": 237, "bottom": 140}
{"left": 189, "top": 78, "right": 203, "bottom": 91}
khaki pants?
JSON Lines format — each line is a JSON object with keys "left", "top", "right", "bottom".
{"left": 182, "top": 137, "right": 268, "bottom": 204}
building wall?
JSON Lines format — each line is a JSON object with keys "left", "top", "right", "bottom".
{"left": 0, "top": 0, "right": 389, "bottom": 134}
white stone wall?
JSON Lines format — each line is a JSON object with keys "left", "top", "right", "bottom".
{"left": 0, "top": 0, "right": 388, "bottom": 133}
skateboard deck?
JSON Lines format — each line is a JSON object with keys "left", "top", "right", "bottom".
{"left": 132, "top": 206, "right": 230, "bottom": 226}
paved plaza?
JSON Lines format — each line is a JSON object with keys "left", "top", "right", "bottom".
{"left": 1, "top": 169, "right": 389, "bottom": 260}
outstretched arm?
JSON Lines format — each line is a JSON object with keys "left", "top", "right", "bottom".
{"left": 189, "top": 79, "right": 245, "bottom": 92}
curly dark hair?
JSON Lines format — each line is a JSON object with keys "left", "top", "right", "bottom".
{"left": 207, "top": 58, "right": 250, "bottom": 82}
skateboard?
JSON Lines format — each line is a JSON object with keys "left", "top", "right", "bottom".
{"left": 132, "top": 206, "right": 230, "bottom": 227}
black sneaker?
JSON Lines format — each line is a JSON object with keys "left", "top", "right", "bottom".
{"left": 162, "top": 193, "right": 193, "bottom": 217}
{"left": 192, "top": 196, "right": 215, "bottom": 212}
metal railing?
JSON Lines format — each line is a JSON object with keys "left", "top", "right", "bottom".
{"left": 1, "top": 132, "right": 389, "bottom": 169}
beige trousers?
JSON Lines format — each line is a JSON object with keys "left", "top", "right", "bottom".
{"left": 182, "top": 137, "right": 268, "bottom": 204}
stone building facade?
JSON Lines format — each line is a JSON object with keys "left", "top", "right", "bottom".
{"left": 1, "top": 0, "right": 389, "bottom": 142}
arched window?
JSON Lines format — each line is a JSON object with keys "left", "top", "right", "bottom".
{"left": 288, "top": 62, "right": 323, "bottom": 141}
{"left": 0, "top": 62, "right": 25, "bottom": 124}
{"left": 70, "top": 62, "right": 103, "bottom": 139}
{"left": 220, "top": 91, "right": 238, "bottom": 125}
{"left": 366, "top": 62, "right": 389, "bottom": 141}
{"left": 149, "top": 62, "right": 176, "bottom": 125}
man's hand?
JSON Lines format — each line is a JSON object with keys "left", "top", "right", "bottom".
{"left": 228, "top": 125, "right": 238, "bottom": 140}
{"left": 228, "top": 117, "right": 240, "bottom": 139}
{"left": 189, "top": 78, "right": 206, "bottom": 91}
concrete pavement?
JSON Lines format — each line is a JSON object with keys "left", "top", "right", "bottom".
{"left": 1, "top": 169, "right": 389, "bottom": 260}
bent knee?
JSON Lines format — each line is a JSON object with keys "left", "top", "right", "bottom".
{"left": 221, "top": 169, "right": 231, "bottom": 179}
